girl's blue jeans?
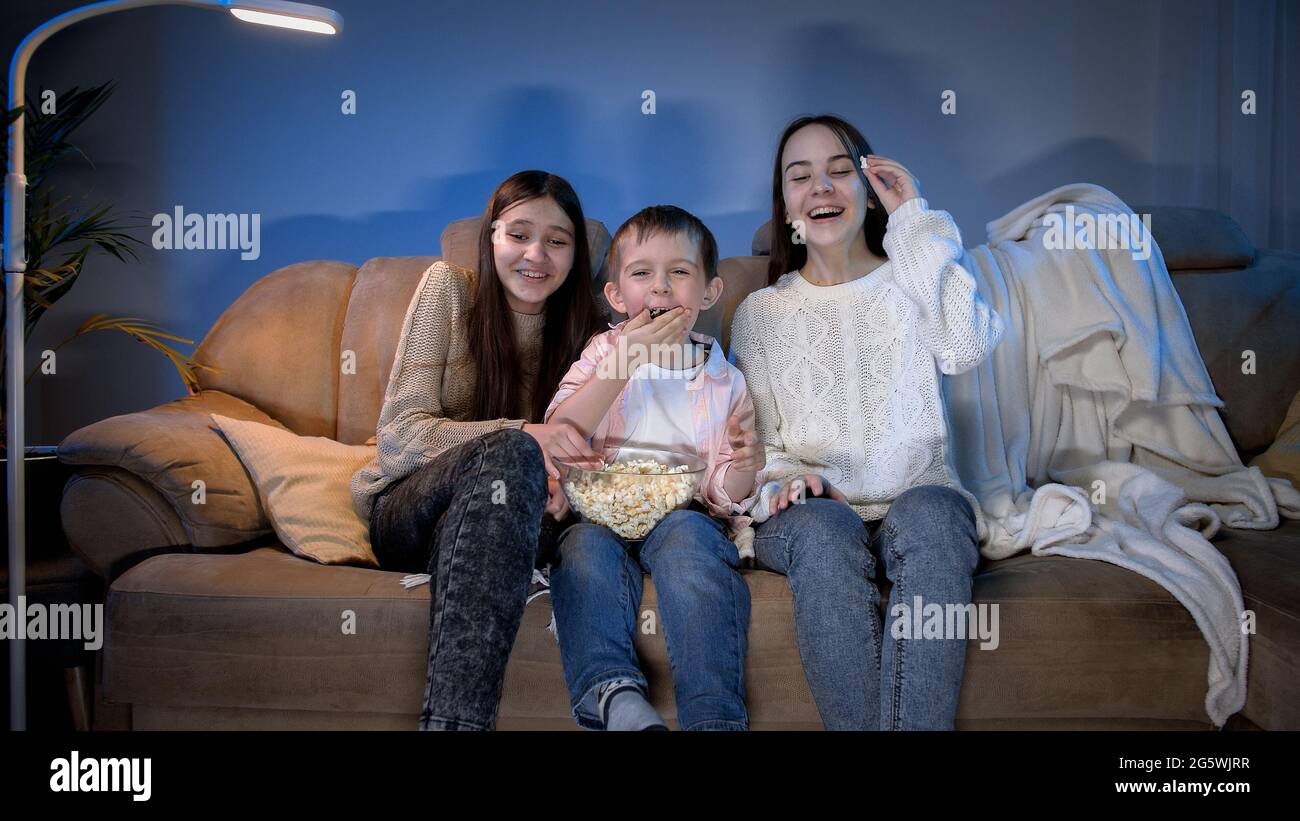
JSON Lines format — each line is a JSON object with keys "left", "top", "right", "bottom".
{"left": 752, "top": 485, "right": 980, "bottom": 730}
{"left": 368, "top": 428, "right": 548, "bottom": 731}
{"left": 549, "top": 508, "right": 751, "bottom": 731}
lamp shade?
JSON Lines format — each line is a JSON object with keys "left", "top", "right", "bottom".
{"left": 228, "top": 0, "right": 343, "bottom": 34}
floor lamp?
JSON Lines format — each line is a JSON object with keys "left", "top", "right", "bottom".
{"left": 5, "top": 0, "right": 343, "bottom": 731}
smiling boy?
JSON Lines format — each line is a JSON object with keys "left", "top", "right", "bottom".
{"left": 542, "top": 205, "right": 763, "bottom": 731}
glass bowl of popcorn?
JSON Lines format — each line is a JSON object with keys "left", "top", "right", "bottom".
{"left": 556, "top": 448, "right": 707, "bottom": 541}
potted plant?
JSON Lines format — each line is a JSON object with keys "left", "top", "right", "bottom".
{"left": 1, "top": 81, "right": 218, "bottom": 455}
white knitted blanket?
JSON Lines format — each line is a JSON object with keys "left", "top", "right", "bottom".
{"left": 943, "top": 182, "right": 1300, "bottom": 727}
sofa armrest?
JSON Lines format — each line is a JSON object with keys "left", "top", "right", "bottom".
{"left": 58, "top": 389, "right": 290, "bottom": 576}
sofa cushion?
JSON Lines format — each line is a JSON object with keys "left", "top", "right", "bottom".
{"left": 335, "top": 256, "right": 440, "bottom": 446}
{"left": 1170, "top": 250, "right": 1300, "bottom": 457}
{"left": 194, "top": 260, "right": 359, "bottom": 439}
{"left": 104, "top": 535, "right": 1255, "bottom": 728}
{"left": 1212, "top": 519, "right": 1300, "bottom": 729}
{"left": 209, "top": 414, "right": 378, "bottom": 567}
{"left": 711, "top": 256, "right": 770, "bottom": 351}
{"left": 1250, "top": 387, "right": 1300, "bottom": 489}
{"left": 752, "top": 221, "right": 774, "bottom": 257}
{"left": 440, "top": 216, "right": 612, "bottom": 281}
{"left": 1130, "top": 205, "right": 1256, "bottom": 271}
{"left": 58, "top": 390, "right": 288, "bottom": 556}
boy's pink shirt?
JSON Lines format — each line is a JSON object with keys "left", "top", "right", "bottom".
{"left": 544, "top": 319, "right": 760, "bottom": 540}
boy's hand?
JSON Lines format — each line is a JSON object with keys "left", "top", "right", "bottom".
{"left": 620, "top": 307, "right": 691, "bottom": 370}
{"left": 727, "top": 414, "right": 765, "bottom": 473}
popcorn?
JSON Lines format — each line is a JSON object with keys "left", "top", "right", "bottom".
{"left": 562, "top": 458, "right": 699, "bottom": 540}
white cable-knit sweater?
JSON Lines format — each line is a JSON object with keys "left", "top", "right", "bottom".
{"left": 730, "top": 196, "right": 1005, "bottom": 534}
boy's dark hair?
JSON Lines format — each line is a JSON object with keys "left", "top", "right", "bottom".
{"left": 606, "top": 205, "right": 719, "bottom": 283}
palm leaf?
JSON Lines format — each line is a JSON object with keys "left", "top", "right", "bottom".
{"left": 28, "top": 313, "right": 223, "bottom": 394}
{"left": 0, "top": 80, "right": 205, "bottom": 405}
{"left": 2, "top": 82, "right": 117, "bottom": 189}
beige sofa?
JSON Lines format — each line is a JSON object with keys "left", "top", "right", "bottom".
{"left": 57, "top": 207, "right": 1300, "bottom": 730}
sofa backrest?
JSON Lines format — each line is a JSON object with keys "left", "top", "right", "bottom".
{"left": 1167, "top": 250, "right": 1300, "bottom": 458}
{"left": 194, "top": 260, "right": 359, "bottom": 439}
{"left": 1125, "top": 206, "right": 1300, "bottom": 455}
{"left": 751, "top": 206, "right": 1298, "bottom": 458}
{"left": 336, "top": 255, "right": 442, "bottom": 445}
{"left": 197, "top": 208, "right": 1297, "bottom": 460}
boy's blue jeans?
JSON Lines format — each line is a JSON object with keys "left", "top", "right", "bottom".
{"left": 752, "top": 485, "right": 980, "bottom": 730}
{"left": 549, "top": 508, "right": 751, "bottom": 731}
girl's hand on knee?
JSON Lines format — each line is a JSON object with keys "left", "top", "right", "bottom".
{"left": 769, "top": 474, "right": 848, "bottom": 516}
{"left": 523, "top": 422, "right": 600, "bottom": 478}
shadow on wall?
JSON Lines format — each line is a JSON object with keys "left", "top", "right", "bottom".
{"left": 980, "top": 137, "right": 1189, "bottom": 230}
{"left": 22, "top": 9, "right": 174, "bottom": 447}
{"left": 753, "top": 21, "right": 1000, "bottom": 238}
{"left": 765, "top": 21, "right": 1174, "bottom": 245}
{"left": 172, "top": 85, "right": 621, "bottom": 329}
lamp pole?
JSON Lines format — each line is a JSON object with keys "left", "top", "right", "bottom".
{"left": 4, "top": 0, "right": 341, "bottom": 731}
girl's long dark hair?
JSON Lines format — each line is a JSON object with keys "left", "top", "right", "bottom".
{"left": 768, "top": 114, "right": 888, "bottom": 285}
{"left": 467, "top": 170, "right": 604, "bottom": 423}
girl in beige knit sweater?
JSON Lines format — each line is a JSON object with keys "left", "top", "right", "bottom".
{"left": 352, "top": 170, "right": 604, "bottom": 730}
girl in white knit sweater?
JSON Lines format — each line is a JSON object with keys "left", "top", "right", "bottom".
{"left": 730, "top": 114, "right": 1005, "bottom": 730}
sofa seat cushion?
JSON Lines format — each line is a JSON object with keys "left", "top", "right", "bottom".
{"left": 104, "top": 521, "right": 1299, "bottom": 728}
{"left": 1212, "top": 518, "right": 1300, "bottom": 729}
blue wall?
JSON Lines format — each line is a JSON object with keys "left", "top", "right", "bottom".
{"left": 1, "top": 0, "right": 1287, "bottom": 443}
